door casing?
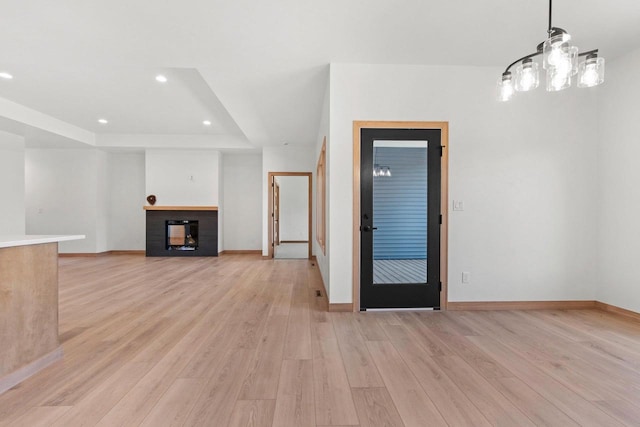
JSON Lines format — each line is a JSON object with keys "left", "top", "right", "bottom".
{"left": 268, "top": 172, "right": 313, "bottom": 259}
{"left": 352, "top": 121, "right": 449, "bottom": 311}
{"left": 274, "top": 182, "right": 280, "bottom": 246}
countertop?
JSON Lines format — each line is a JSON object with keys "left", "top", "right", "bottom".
{"left": 0, "top": 235, "right": 86, "bottom": 249}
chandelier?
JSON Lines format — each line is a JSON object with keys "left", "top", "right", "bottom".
{"left": 497, "top": 0, "right": 605, "bottom": 101}
{"left": 373, "top": 164, "right": 391, "bottom": 177}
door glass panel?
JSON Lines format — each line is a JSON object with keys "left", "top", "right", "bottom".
{"left": 372, "top": 140, "right": 428, "bottom": 284}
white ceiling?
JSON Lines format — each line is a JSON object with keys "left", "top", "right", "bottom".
{"left": 1, "top": 0, "right": 639, "bottom": 150}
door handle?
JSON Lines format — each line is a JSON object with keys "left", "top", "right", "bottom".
{"left": 361, "top": 225, "right": 378, "bottom": 232}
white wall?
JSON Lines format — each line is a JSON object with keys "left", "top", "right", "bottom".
{"left": 328, "top": 63, "right": 599, "bottom": 304}
{"left": 107, "top": 152, "right": 146, "bottom": 251}
{"left": 262, "top": 147, "right": 314, "bottom": 255}
{"left": 597, "top": 47, "right": 640, "bottom": 313}
{"left": 0, "top": 131, "right": 25, "bottom": 235}
{"left": 145, "top": 149, "right": 221, "bottom": 206}
{"left": 315, "top": 80, "right": 330, "bottom": 297}
{"left": 218, "top": 152, "right": 224, "bottom": 251}
{"left": 95, "top": 150, "right": 109, "bottom": 252}
{"left": 277, "top": 176, "right": 308, "bottom": 241}
{"left": 222, "top": 153, "right": 262, "bottom": 251}
{"left": 25, "top": 148, "right": 100, "bottom": 253}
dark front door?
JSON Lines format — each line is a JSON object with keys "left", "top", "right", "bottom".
{"left": 360, "top": 128, "right": 442, "bottom": 310}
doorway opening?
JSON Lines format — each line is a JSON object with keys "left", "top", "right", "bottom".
{"left": 353, "top": 121, "right": 449, "bottom": 311}
{"left": 268, "top": 172, "right": 312, "bottom": 259}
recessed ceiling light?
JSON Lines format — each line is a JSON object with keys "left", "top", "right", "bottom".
{"left": 0, "top": 72, "right": 13, "bottom": 79}
{"left": 155, "top": 74, "right": 168, "bottom": 83}
{"left": 98, "top": 119, "right": 108, "bottom": 124}
{"left": 203, "top": 120, "right": 212, "bottom": 126}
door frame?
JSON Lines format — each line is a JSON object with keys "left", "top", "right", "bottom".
{"left": 268, "top": 172, "right": 313, "bottom": 259}
{"left": 352, "top": 121, "right": 449, "bottom": 311}
{"left": 274, "top": 181, "right": 281, "bottom": 246}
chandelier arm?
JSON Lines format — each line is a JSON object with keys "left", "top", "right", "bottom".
{"left": 578, "top": 49, "right": 599, "bottom": 57}
{"left": 503, "top": 51, "right": 543, "bottom": 75}
{"left": 503, "top": 48, "right": 600, "bottom": 75}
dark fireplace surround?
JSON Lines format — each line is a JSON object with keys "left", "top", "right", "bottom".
{"left": 145, "top": 207, "right": 218, "bottom": 257}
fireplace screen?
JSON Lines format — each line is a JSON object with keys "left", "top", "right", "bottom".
{"left": 166, "top": 220, "right": 199, "bottom": 251}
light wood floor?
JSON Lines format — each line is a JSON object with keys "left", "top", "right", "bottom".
{"left": 1, "top": 254, "right": 640, "bottom": 426}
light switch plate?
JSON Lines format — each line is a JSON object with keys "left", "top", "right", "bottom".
{"left": 453, "top": 200, "right": 465, "bottom": 211}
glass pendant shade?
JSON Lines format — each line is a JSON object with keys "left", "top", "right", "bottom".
{"left": 578, "top": 55, "right": 605, "bottom": 88}
{"left": 543, "top": 32, "right": 572, "bottom": 69}
{"left": 515, "top": 59, "right": 540, "bottom": 92}
{"left": 497, "top": 72, "right": 515, "bottom": 101}
{"left": 546, "top": 67, "right": 572, "bottom": 91}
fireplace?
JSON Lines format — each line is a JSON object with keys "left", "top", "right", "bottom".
{"left": 166, "top": 220, "right": 198, "bottom": 251}
{"left": 145, "top": 207, "right": 218, "bottom": 257}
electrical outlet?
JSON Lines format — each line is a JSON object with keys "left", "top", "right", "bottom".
{"left": 462, "top": 271, "right": 471, "bottom": 284}
{"left": 453, "top": 200, "right": 465, "bottom": 211}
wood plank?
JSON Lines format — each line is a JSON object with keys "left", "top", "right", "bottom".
{"left": 332, "top": 313, "right": 384, "bottom": 388}
{"left": 272, "top": 359, "right": 315, "bottom": 427}
{"left": 228, "top": 400, "right": 276, "bottom": 427}
{"left": 495, "top": 328, "right": 640, "bottom": 404}
{"left": 594, "top": 400, "right": 640, "bottom": 426}
{"left": 182, "top": 349, "right": 256, "bottom": 426}
{"left": 493, "top": 377, "right": 580, "bottom": 427}
{"left": 432, "top": 355, "right": 536, "bottom": 427}
{"left": 139, "top": 378, "right": 206, "bottom": 427}
{"left": 92, "top": 288, "right": 237, "bottom": 426}
{"left": 283, "top": 282, "right": 312, "bottom": 360}
{"left": 352, "top": 314, "right": 388, "bottom": 341}
{"left": 379, "top": 323, "right": 491, "bottom": 427}
{"left": 366, "top": 340, "right": 447, "bottom": 427}
{"left": 312, "top": 322, "right": 359, "bottom": 426}
{"left": 469, "top": 335, "right": 623, "bottom": 426}
{"left": 6, "top": 406, "right": 71, "bottom": 427}
{"left": 351, "top": 388, "right": 405, "bottom": 427}
{"left": 52, "top": 359, "right": 161, "bottom": 427}
{"left": 239, "top": 315, "right": 288, "bottom": 400}
{"left": 395, "top": 312, "right": 455, "bottom": 357}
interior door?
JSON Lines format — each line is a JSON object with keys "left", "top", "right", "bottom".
{"left": 274, "top": 182, "right": 280, "bottom": 245}
{"left": 360, "top": 128, "right": 442, "bottom": 310}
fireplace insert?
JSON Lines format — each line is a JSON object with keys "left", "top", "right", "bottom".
{"left": 166, "top": 220, "right": 199, "bottom": 251}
